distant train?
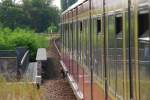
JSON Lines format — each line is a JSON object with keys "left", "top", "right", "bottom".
{"left": 60, "top": 0, "right": 150, "bottom": 100}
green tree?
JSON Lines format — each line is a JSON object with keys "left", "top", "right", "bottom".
{"left": 0, "top": 0, "right": 26, "bottom": 29}
{"left": 0, "top": 0, "right": 60, "bottom": 32}
{"left": 47, "top": 23, "right": 57, "bottom": 33}
{"left": 61, "top": 0, "right": 77, "bottom": 11}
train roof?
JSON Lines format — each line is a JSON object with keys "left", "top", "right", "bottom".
{"left": 62, "top": 0, "right": 87, "bottom": 15}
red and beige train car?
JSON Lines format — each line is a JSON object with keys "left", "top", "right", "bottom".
{"left": 60, "top": 0, "right": 150, "bottom": 100}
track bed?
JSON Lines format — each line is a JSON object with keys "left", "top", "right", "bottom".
{"left": 41, "top": 39, "right": 76, "bottom": 100}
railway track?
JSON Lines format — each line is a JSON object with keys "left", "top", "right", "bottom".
{"left": 41, "top": 38, "right": 76, "bottom": 100}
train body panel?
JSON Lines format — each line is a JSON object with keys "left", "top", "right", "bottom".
{"left": 60, "top": 0, "right": 150, "bottom": 100}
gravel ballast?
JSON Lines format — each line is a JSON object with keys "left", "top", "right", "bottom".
{"left": 41, "top": 39, "right": 76, "bottom": 100}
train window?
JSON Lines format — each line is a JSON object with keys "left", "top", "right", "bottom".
{"left": 80, "top": 21, "right": 83, "bottom": 32}
{"left": 97, "top": 17, "right": 101, "bottom": 34}
{"left": 138, "top": 12, "right": 149, "bottom": 37}
{"left": 115, "top": 14, "right": 123, "bottom": 35}
{"left": 70, "top": 23, "right": 73, "bottom": 32}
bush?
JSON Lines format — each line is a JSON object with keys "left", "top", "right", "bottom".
{"left": 0, "top": 28, "right": 49, "bottom": 61}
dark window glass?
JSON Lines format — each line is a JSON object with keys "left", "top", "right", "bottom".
{"left": 138, "top": 12, "right": 149, "bottom": 37}
{"left": 80, "top": 21, "right": 82, "bottom": 31}
{"left": 97, "top": 17, "right": 101, "bottom": 34}
{"left": 115, "top": 15, "right": 123, "bottom": 35}
{"left": 70, "top": 23, "right": 73, "bottom": 32}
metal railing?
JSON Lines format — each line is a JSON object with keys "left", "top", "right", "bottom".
{"left": 20, "top": 50, "right": 29, "bottom": 72}
{"left": 17, "top": 50, "right": 30, "bottom": 80}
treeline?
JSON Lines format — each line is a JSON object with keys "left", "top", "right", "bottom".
{"left": 61, "top": 0, "right": 77, "bottom": 11}
{"left": 0, "top": 0, "right": 60, "bottom": 32}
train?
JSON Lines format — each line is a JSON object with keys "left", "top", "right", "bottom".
{"left": 60, "top": 0, "right": 150, "bottom": 100}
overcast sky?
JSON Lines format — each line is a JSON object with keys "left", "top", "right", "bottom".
{"left": 0, "top": 0, "right": 61, "bottom": 9}
{"left": 52, "top": 0, "right": 61, "bottom": 9}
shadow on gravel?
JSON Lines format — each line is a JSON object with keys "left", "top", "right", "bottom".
{"left": 42, "top": 58, "right": 62, "bottom": 80}
{"left": 40, "top": 39, "right": 76, "bottom": 100}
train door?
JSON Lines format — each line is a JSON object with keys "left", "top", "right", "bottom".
{"left": 115, "top": 13, "right": 124, "bottom": 99}
{"left": 92, "top": 17, "right": 97, "bottom": 75}
{"left": 63, "top": 23, "right": 65, "bottom": 55}
{"left": 85, "top": 17, "right": 92, "bottom": 100}
{"left": 70, "top": 22, "right": 73, "bottom": 74}
{"left": 95, "top": 16, "right": 103, "bottom": 81}
{"left": 79, "top": 20, "right": 83, "bottom": 65}
{"left": 92, "top": 15, "right": 106, "bottom": 100}
{"left": 98, "top": 16, "right": 104, "bottom": 84}
{"left": 107, "top": 12, "right": 125, "bottom": 99}
{"left": 63, "top": 24, "right": 65, "bottom": 54}
{"left": 62, "top": 23, "right": 65, "bottom": 56}
{"left": 73, "top": 21, "right": 78, "bottom": 82}
{"left": 83, "top": 19, "right": 87, "bottom": 67}
{"left": 83, "top": 17, "right": 92, "bottom": 100}
{"left": 82, "top": 19, "right": 86, "bottom": 66}
{"left": 122, "top": 10, "right": 131, "bottom": 100}
{"left": 138, "top": 7, "right": 150, "bottom": 100}
{"left": 68, "top": 22, "right": 71, "bottom": 72}
{"left": 75, "top": 19, "right": 80, "bottom": 83}
{"left": 66, "top": 22, "right": 69, "bottom": 55}
{"left": 65, "top": 23, "right": 67, "bottom": 54}
{"left": 107, "top": 14, "right": 117, "bottom": 99}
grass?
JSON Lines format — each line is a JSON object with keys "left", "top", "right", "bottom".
{"left": 0, "top": 76, "right": 41, "bottom": 100}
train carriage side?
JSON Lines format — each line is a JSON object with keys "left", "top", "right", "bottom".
{"left": 104, "top": 0, "right": 150, "bottom": 99}
{"left": 77, "top": 4, "right": 83, "bottom": 66}
{"left": 91, "top": 0, "right": 104, "bottom": 84}
{"left": 78, "top": 2, "right": 92, "bottom": 100}
{"left": 72, "top": 8, "right": 78, "bottom": 82}
{"left": 91, "top": 0, "right": 106, "bottom": 100}
{"left": 104, "top": 0, "right": 129, "bottom": 99}
{"left": 137, "top": 0, "right": 150, "bottom": 100}
{"left": 61, "top": 0, "right": 150, "bottom": 100}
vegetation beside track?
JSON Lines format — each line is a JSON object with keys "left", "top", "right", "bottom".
{"left": 0, "top": 28, "right": 50, "bottom": 61}
{"left": 0, "top": 76, "right": 41, "bottom": 100}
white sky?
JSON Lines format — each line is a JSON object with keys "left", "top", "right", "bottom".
{"left": 52, "top": 0, "right": 61, "bottom": 9}
{"left": 0, "top": 0, "right": 61, "bottom": 9}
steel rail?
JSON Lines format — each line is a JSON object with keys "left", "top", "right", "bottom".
{"left": 54, "top": 39, "right": 84, "bottom": 100}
